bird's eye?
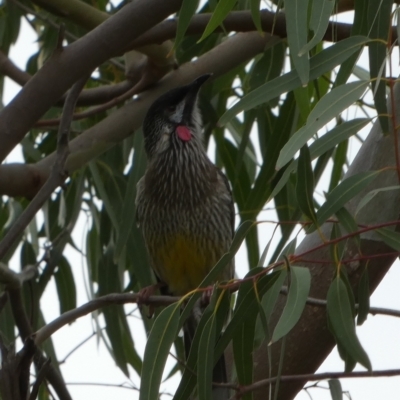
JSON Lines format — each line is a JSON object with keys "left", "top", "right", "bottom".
{"left": 167, "top": 106, "right": 176, "bottom": 113}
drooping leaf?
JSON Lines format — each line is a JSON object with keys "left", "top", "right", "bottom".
{"left": 327, "top": 276, "right": 372, "bottom": 371}
{"left": 328, "top": 379, "right": 343, "bottom": 400}
{"left": 316, "top": 171, "right": 379, "bottom": 227}
{"left": 285, "top": 0, "right": 309, "bottom": 84}
{"left": 276, "top": 81, "right": 369, "bottom": 169}
{"left": 376, "top": 227, "right": 400, "bottom": 252}
{"left": 271, "top": 266, "right": 311, "bottom": 343}
{"left": 140, "top": 303, "right": 180, "bottom": 400}
{"left": 199, "top": 0, "right": 237, "bottom": 42}
{"left": 357, "top": 266, "right": 370, "bottom": 326}
{"left": 219, "top": 36, "right": 369, "bottom": 125}
{"left": 300, "top": 0, "right": 335, "bottom": 55}
{"left": 296, "top": 145, "right": 317, "bottom": 223}
{"left": 368, "top": 0, "right": 393, "bottom": 134}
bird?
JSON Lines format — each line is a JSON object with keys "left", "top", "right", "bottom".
{"left": 135, "top": 74, "right": 234, "bottom": 399}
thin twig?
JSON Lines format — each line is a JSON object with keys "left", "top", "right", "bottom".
{"left": 234, "top": 369, "right": 400, "bottom": 397}
{"left": 29, "top": 358, "right": 52, "bottom": 400}
{"left": 34, "top": 77, "right": 150, "bottom": 127}
{"left": 0, "top": 73, "right": 90, "bottom": 261}
{"left": 0, "top": 263, "right": 36, "bottom": 288}
{"left": 34, "top": 293, "right": 180, "bottom": 346}
{"left": 280, "top": 287, "right": 400, "bottom": 318}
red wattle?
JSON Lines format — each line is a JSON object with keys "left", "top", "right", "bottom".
{"left": 176, "top": 125, "right": 191, "bottom": 142}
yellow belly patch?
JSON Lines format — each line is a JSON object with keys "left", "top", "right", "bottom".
{"left": 152, "top": 234, "right": 217, "bottom": 295}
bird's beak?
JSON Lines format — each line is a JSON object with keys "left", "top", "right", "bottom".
{"left": 182, "top": 74, "right": 212, "bottom": 123}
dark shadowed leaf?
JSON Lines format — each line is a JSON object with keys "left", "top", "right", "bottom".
{"left": 357, "top": 266, "right": 370, "bottom": 326}
{"left": 175, "top": 0, "right": 200, "bottom": 51}
{"left": 296, "top": 145, "right": 317, "bottom": 223}
{"left": 199, "top": 0, "right": 237, "bottom": 41}
{"left": 54, "top": 256, "right": 76, "bottom": 314}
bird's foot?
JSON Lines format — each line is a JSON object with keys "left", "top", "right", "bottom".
{"left": 200, "top": 285, "right": 215, "bottom": 307}
{"left": 136, "top": 282, "right": 165, "bottom": 317}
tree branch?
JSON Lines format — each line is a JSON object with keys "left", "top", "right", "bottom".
{"left": 0, "top": 74, "right": 88, "bottom": 260}
{"left": 0, "top": 0, "right": 183, "bottom": 163}
{"left": 128, "top": 10, "right": 397, "bottom": 49}
{"left": 34, "top": 293, "right": 180, "bottom": 346}
{"left": 237, "top": 369, "right": 400, "bottom": 397}
{"left": 0, "top": 31, "right": 276, "bottom": 199}
{"left": 253, "top": 82, "right": 400, "bottom": 400}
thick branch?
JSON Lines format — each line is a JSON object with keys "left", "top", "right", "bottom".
{"left": 0, "top": 74, "right": 88, "bottom": 260}
{"left": 0, "top": 32, "right": 276, "bottom": 198}
{"left": 129, "top": 10, "right": 397, "bottom": 49}
{"left": 0, "top": 0, "right": 183, "bottom": 163}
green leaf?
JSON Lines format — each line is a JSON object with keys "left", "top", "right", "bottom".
{"left": 199, "top": 0, "right": 237, "bottom": 42}
{"left": 368, "top": 0, "right": 392, "bottom": 134}
{"left": 233, "top": 316, "right": 256, "bottom": 398}
{"left": 54, "top": 256, "right": 76, "bottom": 314}
{"left": 328, "top": 379, "right": 343, "bottom": 400}
{"left": 356, "top": 185, "right": 400, "bottom": 215}
{"left": 198, "top": 314, "right": 217, "bottom": 400}
{"left": 271, "top": 266, "right": 311, "bottom": 343}
{"left": 216, "top": 269, "right": 284, "bottom": 359}
{"left": 357, "top": 266, "right": 370, "bottom": 326}
{"left": 335, "top": 207, "right": 360, "bottom": 249}
{"left": 331, "top": 139, "right": 349, "bottom": 192}
{"left": 316, "top": 171, "right": 379, "bottom": 226}
{"left": 300, "top": 0, "right": 335, "bottom": 55}
{"left": 327, "top": 276, "right": 372, "bottom": 371}
{"left": 115, "top": 131, "right": 146, "bottom": 261}
{"left": 89, "top": 162, "right": 119, "bottom": 231}
{"left": 250, "top": 0, "right": 262, "bottom": 33}
{"left": 296, "top": 145, "right": 317, "bottom": 223}
{"left": 309, "top": 119, "right": 370, "bottom": 160}
{"left": 219, "top": 36, "right": 369, "bottom": 125}
{"left": 140, "top": 303, "right": 180, "bottom": 400}
{"left": 276, "top": 81, "right": 369, "bottom": 169}
{"left": 260, "top": 270, "right": 288, "bottom": 321}
{"left": 175, "top": 0, "right": 200, "bottom": 50}
{"left": 376, "top": 227, "right": 400, "bottom": 252}
{"left": 285, "top": 0, "right": 309, "bottom": 84}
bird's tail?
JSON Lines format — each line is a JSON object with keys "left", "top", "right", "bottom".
{"left": 184, "top": 311, "right": 229, "bottom": 400}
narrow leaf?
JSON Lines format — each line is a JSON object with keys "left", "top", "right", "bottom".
{"left": 276, "top": 81, "right": 369, "bottom": 169}
{"left": 376, "top": 227, "right": 400, "bottom": 252}
{"left": 219, "top": 36, "right": 369, "bottom": 125}
{"left": 286, "top": 0, "right": 309, "bottom": 84}
{"left": 328, "top": 379, "right": 343, "bottom": 400}
{"left": 271, "top": 266, "right": 311, "bottom": 343}
{"left": 296, "top": 145, "right": 317, "bottom": 223}
{"left": 316, "top": 171, "right": 379, "bottom": 226}
{"left": 357, "top": 266, "right": 370, "bottom": 326}
{"left": 199, "top": 0, "right": 237, "bottom": 42}
{"left": 300, "top": 0, "right": 335, "bottom": 55}
{"left": 140, "top": 304, "right": 180, "bottom": 400}
{"left": 198, "top": 315, "right": 216, "bottom": 400}
{"left": 327, "top": 277, "right": 372, "bottom": 371}
{"left": 356, "top": 185, "right": 400, "bottom": 215}
{"left": 175, "top": 0, "right": 200, "bottom": 50}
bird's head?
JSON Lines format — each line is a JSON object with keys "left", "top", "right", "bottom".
{"left": 142, "top": 74, "right": 211, "bottom": 158}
